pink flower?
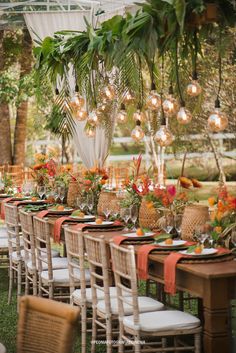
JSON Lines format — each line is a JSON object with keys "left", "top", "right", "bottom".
{"left": 166, "top": 185, "right": 176, "bottom": 197}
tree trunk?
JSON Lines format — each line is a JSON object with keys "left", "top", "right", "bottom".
{"left": 13, "top": 29, "right": 33, "bottom": 165}
{"left": 0, "top": 30, "right": 12, "bottom": 165}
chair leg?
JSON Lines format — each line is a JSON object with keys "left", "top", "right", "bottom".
{"left": 106, "top": 316, "right": 112, "bottom": 353}
{"left": 25, "top": 267, "right": 29, "bottom": 295}
{"left": 8, "top": 261, "right": 13, "bottom": 304}
{"left": 91, "top": 307, "right": 97, "bottom": 353}
{"left": 81, "top": 304, "right": 87, "bottom": 353}
{"left": 17, "top": 261, "right": 22, "bottom": 299}
{"left": 32, "top": 270, "right": 37, "bottom": 296}
{"left": 118, "top": 321, "right": 124, "bottom": 353}
{"left": 49, "top": 283, "right": 53, "bottom": 300}
{"left": 134, "top": 333, "right": 141, "bottom": 353}
{"left": 194, "top": 332, "right": 201, "bottom": 353}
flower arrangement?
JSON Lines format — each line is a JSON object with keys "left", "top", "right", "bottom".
{"left": 208, "top": 185, "right": 236, "bottom": 246}
{"left": 31, "top": 152, "right": 57, "bottom": 185}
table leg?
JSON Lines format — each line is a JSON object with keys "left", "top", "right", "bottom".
{"left": 203, "top": 278, "right": 232, "bottom": 353}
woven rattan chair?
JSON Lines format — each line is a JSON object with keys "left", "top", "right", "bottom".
{"left": 84, "top": 234, "right": 164, "bottom": 353}
{"left": 33, "top": 216, "right": 80, "bottom": 301}
{"left": 4, "top": 203, "right": 24, "bottom": 305}
{"left": 110, "top": 243, "right": 202, "bottom": 353}
{"left": 64, "top": 226, "right": 91, "bottom": 353}
{"left": 0, "top": 226, "right": 9, "bottom": 268}
{"left": 17, "top": 295, "right": 80, "bottom": 353}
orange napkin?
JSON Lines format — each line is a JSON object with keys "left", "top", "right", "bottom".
{"left": 113, "top": 236, "right": 127, "bottom": 246}
{"left": 137, "top": 244, "right": 158, "bottom": 280}
{"left": 1, "top": 197, "right": 13, "bottom": 220}
{"left": 164, "top": 252, "right": 185, "bottom": 295}
{"left": 216, "top": 247, "right": 231, "bottom": 255}
{"left": 13, "top": 201, "right": 22, "bottom": 206}
{"left": 36, "top": 210, "right": 50, "bottom": 219}
{"left": 53, "top": 217, "right": 72, "bottom": 243}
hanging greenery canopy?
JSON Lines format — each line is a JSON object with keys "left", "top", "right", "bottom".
{"left": 34, "top": 0, "right": 236, "bottom": 140}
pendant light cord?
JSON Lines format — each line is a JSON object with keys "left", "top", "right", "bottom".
{"left": 217, "top": 27, "right": 222, "bottom": 101}
{"left": 175, "top": 38, "right": 185, "bottom": 106}
{"left": 193, "top": 29, "right": 198, "bottom": 80}
{"left": 160, "top": 55, "right": 166, "bottom": 125}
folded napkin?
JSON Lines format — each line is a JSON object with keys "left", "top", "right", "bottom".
{"left": 113, "top": 235, "right": 128, "bottom": 246}
{"left": 13, "top": 201, "right": 23, "bottom": 206}
{"left": 53, "top": 217, "right": 75, "bottom": 243}
{"left": 1, "top": 197, "right": 14, "bottom": 220}
{"left": 164, "top": 252, "right": 185, "bottom": 295}
{"left": 36, "top": 210, "right": 50, "bottom": 219}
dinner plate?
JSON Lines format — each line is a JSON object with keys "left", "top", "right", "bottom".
{"left": 179, "top": 248, "right": 218, "bottom": 256}
{"left": 70, "top": 215, "right": 95, "bottom": 220}
{"left": 158, "top": 240, "right": 187, "bottom": 247}
{"left": 124, "top": 232, "right": 154, "bottom": 238}
{"left": 48, "top": 208, "right": 73, "bottom": 214}
{"left": 88, "top": 221, "right": 114, "bottom": 226}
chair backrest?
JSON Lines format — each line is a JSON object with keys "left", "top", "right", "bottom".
{"left": 84, "top": 234, "right": 111, "bottom": 310}
{"left": 4, "top": 203, "right": 21, "bottom": 257}
{"left": 19, "top": 210, "right": 36, "bottom": 268}
{"left": 17, "top": 295, "right": 80, "bottom": 353}
{"left": 64, "top": 226, "right": 86, "bottom": 300}
{"left": 110, "top": 243, "right": 139, "bottom": 324}
{"left": 33, "top": 216, "right": 53, "bottom": 279}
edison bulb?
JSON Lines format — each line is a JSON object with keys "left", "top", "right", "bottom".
{"left": 102, "top": 85, "right": 115, "bottom": 101}
{"left": 88, "top": 111, "right": 99, "bottom": 126}
{"left": 133, "top": 109, "right": 146, "bottom": 122}
{"left": 97, "top": 102, "right": 108, "bottom": 114}
{"left": 75, "top": 109, "right": 88, "bottom": 121}
{"left": 131, "top": 122, "right": 144, "bottom": 142}
{"left": 187, "top": 80, "right": 202, "bottom": 97}
{"left": 116, "top": 110, "right": 128, "bottom": 124}
{"left": 146, "top": 90, "right": 161, "bottom": 111}
{"left": 177, "top": 106, "right": 192, "bottom": 125}
{"left": 208, "top": 109, "right": 228, "bottom": 132}
{"left": 70, "top": 93, "right": 85, "bottom": 110}
{"left": 162, "top": 96, "right": 179, "bottom": 117}
{"left": 155, "top": 125, "right": 174, "bottom": 147}
{"left": 123, "top": 91, "right": 135, "bottom": 104}
{"left": 85, "top": 126, "right": 96, "bottom": 138}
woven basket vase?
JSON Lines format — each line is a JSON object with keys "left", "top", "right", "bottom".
{"left": 181, "top": 204, "right": 209, "bottom": 241}
{"left": 139, "top": 199, "right": 161, "bottom": 230}
{"left": 67, "top": 180, "right": 79, "bottom": 208}
{"left": 97, "top": 191, "right": 118, "bottom": 216}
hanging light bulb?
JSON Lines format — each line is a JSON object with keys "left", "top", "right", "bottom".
{"left": 177, "top": 104, "right": 192, "bottom": 125}
{"left": 88, "top": 110, "right": 99, "bottom": 126}
{"left": 146, "top": 83, "right": 161, "bottom": 111}
{"left": 101, "top": 84, "right": 116, "bottom": 101}
{"left": 162, "top": 85, "right": 179, "bottom": 117}
{"left": 208, "top": 99, "right": 228, "bottom": 132}
{"left": 187, "top": 80, "right": 202, "bottom": 97}
{"left": 70, "top": 85, "right": 85, "bottom": 110}
{"left": 75, "top": 109, "right": 88, "bottom": 121}
{"left": 155, "top": 125, "right": 174, "bottom": 147}
{"left": 131, "top": 120, "right": 145, "bottom": 142}
{"left": 96, "top": 101, "right": 109, "bottom": 115}
{"left": 133, "top": 108, "right": 146, "bottom": 122}
{"left": 123, "top": 90, "right": 135, "bottom": 104}
{"left": 85, "top": 125, "right": 96, "bottom": 138}
{"left": 116, "top": 103, "right": 128, "bottom": 124}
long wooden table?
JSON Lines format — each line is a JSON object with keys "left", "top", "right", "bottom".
{"left": 33, "top": 215, "right": 236, "bottom": 353}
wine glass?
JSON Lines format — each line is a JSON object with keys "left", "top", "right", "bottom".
{"left": 87, "top": 193, "right": 94, "bottom": 215}
{"left": 77, "top": 195, "right": 87, "bottom": 213}
{"left": 195, "top": 224, "right": 209, "bottom": 246}
{"left": 163, "top": 214, "right": 174, "bottom": 234}
{"left": 110, "top": 199, "right": 120, "bottom": 219}
{"left": 103, "top": 207, "right": 111, "bottom": 221}
{"left": 131, "top": 204, "right": 139, "bottom": 230}
{"left": 58, "top": 185, "right": 66, "bottom": 204}
{"left": 37, "top": 185, "right": 45, "bottom": 200}
{"left": 120, "top": 208, "right": 131, "bottom": 231}
{"left": 174, "top": 214, "right": 182, "bottom": 238}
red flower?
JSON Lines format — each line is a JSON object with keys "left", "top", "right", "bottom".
{"left": 84, "top": 179, "right": 92, "bottom": 186}
{"left": 102, "top": 174, "right": 109, "bottom": 180}
{"left": 166, "top": 185, "right": 176, "bottom": 197}
{"left": 229, "top": 197, "right": 236, "bottom": 209}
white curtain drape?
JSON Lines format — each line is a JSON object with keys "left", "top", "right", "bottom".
{"left": 24, "top": 11, "right": 114, "bottom": 169}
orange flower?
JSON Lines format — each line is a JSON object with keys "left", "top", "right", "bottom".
{"left": 217, "top": 200, "right": 225, "bottom": 212}
{"left": 216, "top": 211, "right": 223, "bottom": 221}
{"left": 146, "top": 201, "right": 154, "bottom": 210}
{"left": 210, "top": 210, "right": 217, "bottom": 221}
{"left": 208, "top": 197, "right": 216, "bottom": 207}
{"left": 214, "top": 226, "right": 222, "bottom": 234}
{"left": 100, "top": 179, "right": 107, "bottom": 185}
{"left": 179, "top": 176, "right": 192, "bottom": 189}
{"left": 191, "top": 178, "right": 202, "bottom": 188}
{"left": 176, "top": 192, "right": 188, "bottom": 202}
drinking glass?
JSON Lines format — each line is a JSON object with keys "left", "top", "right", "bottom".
{"left": 58, "top": 185, "right": 66, "bottom": 204}
{"left": 87, "top": 193, "right": 94, "bottom": 215}
{"left": 52, "top": 187, "right": 59, "bottom": 203}
{"left": 195, "top": 224, "right": 209, "bottom": 245}
{"left": 37, "top": 186, "right": 45, "bottom": 200}
{"left": 120, "top": 208, "right": 131, "bottom": 231}
{"left": 174, "top": 214, "right": 182, "bottom": 238}
{"left": 103, "top": 207, "right": 111, "bottom": 221}
{"left": 163, "top": 214, "right": 174, "bottom": 234}
{"left": 131, "top": 204, "right": 139, "bottom": 230}
{"left": 77, "top": 195, "right": 87, "bottom": 213}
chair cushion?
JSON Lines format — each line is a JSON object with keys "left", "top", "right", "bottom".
{"left": 0, "top": 237, "right": 8, "bottom": 248}
{"left": 123, "top": 310, "right": 201, "bottom": 332}
{"left": 72, "top": 286, "right": 118, "bottom": 304}
{"left": 0, "top": 226, "right": 7, "bottom": 238}
{"left": 38, "top": 248, "right": 60, "bottom": 258}
{"left": 97, "top": 296, "right": 164, "bottom": 315}
{"left": 27, "top": 257, "right": 68, "bottom": 271}
{"left": 41, "top": 268, "right": 90, "bottom": 284}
